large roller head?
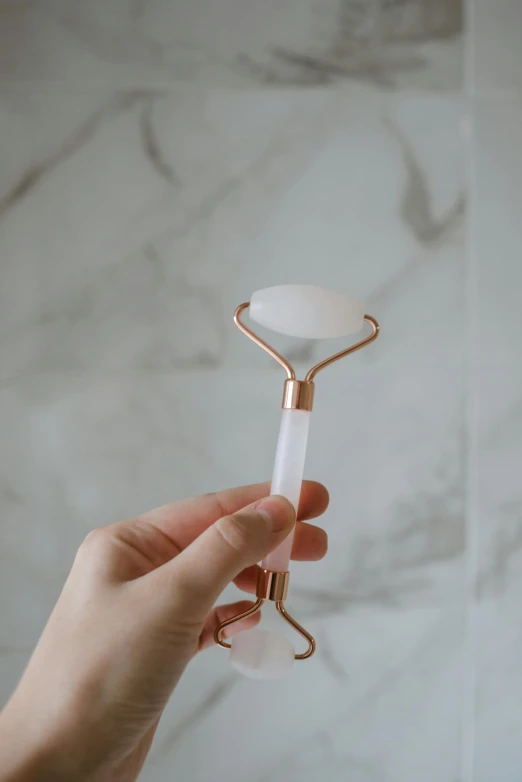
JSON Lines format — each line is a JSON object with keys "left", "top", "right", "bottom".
{"left": 250, "top": 284, "right": 365, "bottom": 339}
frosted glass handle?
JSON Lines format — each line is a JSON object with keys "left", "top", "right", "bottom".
{"left": 262, "top": 409, "right": 311, "bottom": 572}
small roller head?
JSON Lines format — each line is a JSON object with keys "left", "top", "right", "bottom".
{"left": 250, "top": 284, "right": 365, "bottom": 339}
{"left": 230, "top": 628, "right": 295, "bottom": 680}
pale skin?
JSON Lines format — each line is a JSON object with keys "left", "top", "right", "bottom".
{"left": 0, "top": 481, "right": 329, "bottom": 782}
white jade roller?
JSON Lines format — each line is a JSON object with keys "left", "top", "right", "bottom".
{"left": 215, "top": 285, "right": 379, "bottom": 679}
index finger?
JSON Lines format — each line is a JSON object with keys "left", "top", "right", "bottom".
{"left": 138, "top": 480, "right": 329, "bottom": 553}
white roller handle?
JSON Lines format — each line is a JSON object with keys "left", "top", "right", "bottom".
{"left": 262, "top": 409, "right": 311, "bottom": 573}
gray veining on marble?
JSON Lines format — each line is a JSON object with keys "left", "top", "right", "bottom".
{"left": 0, "top": 87, "right": 465, "bottom": 378}
{"left": 0, "top": 0, "right": 462, "bottom": 89}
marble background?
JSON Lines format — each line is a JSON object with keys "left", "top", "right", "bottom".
{"left": 0, "top": 1, "right": 520, "bottom": 780}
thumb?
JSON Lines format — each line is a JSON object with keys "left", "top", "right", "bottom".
{"left": 163, "top": 496, "right": 295, "bottom": 622}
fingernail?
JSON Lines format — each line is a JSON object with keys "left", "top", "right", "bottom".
{"left": 256, "top": 497, "right": 295, "bottom": 533}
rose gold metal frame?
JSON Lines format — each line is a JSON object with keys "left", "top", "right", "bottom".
{"left": 276, "top": 602, "right": 315, "bottom": 659}
{"left": 214, "top": 598, "right": 264, "bottom": 651}
{"left": 234, "top": 302, "right": 295, "bottom": 380}
{"left": 215, "top": 301, "right": 380, "bottom": 660}
{"left": 233, "top": 303, "right": 379, "bottom": 410}
{"left": 256, "top": 569, "right": 289, "bottom": 601}
{"left": 213, "top": 592, "right": 315, "bottom": 659}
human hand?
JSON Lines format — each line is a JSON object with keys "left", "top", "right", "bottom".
{"left": 0, "top": 481, "right": 329, "bottom": 782}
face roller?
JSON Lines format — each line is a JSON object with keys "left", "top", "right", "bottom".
{"left": 215, "top": 285, "right": 379, "bottom": 679}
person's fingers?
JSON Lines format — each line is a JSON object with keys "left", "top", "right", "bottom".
{"left": 198, "top": 600, "right": 262, "bottom": 651}
{"left": 76, "top": 483, "right": 328, "bottom": 583}
{"left": 151, "top": 496, "right": 295, "bottom": 622}
{"left": 234, "top": 523, "right": 328, "bottom": 593}
{"left": 296, "top": 481, "right": 329, "bottom": 521}
{"left": 136, "top": 480, "right": 328, "bottom": 556}
{"left": 233, "top": 522, "right": 328, "bottom": 593}
{"left": 291, "top": 521, "right": 328, "bottom": 561}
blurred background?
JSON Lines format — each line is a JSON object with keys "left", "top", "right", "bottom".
{"left": 0, "top": 1, "right": 520, "bottom": 780}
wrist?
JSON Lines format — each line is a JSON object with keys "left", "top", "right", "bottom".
{"left": 0, "top": 695, "right": 75, "bottom": 782}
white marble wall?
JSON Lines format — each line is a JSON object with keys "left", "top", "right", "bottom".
{"left": 0, "top": 2, "right": 518, "bottom": 780}
{"left": 471, "top": 2, "right": 522, "bottom": 781}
